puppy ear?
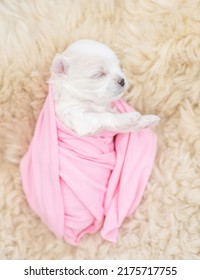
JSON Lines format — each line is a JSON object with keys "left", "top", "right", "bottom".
{"left": 51, "top": 54, "right": 68, "bottom": 74}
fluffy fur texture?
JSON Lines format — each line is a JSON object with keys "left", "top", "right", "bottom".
{"left": 0, "top": 0, "right": 200, "bottom": 259}
{"left": 50, "top": 39, "right": 160, "bottom": 136}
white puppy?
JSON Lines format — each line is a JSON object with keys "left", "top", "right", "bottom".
{"left": 49, "top": 39, "right": 160, "bottom": 136}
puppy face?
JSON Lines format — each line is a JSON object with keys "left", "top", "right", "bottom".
{"left": 51, "top": 40, "right": 127, "bottom": 103}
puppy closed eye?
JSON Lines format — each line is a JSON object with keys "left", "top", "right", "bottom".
{"left": 91, "top": 72, "right": 106, "bottom": 78}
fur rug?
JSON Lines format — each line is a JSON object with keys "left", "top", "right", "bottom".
{"left": 0, "top": 0, "right": 200, "bottom": 260}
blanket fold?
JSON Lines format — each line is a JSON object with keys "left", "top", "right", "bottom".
{"left": 20, "top": 87, "right": 157, "bottom": 245}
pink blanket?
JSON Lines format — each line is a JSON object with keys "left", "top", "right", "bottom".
{"left": 20, "top": 87, "right": 157, "bottom": 245}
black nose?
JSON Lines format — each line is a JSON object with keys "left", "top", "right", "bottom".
{"left": 118, "top": 78, "right": 125, "bottom": 87}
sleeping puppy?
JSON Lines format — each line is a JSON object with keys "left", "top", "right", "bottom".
{"left": 49, "top": 39, "right": 160, "bottom": 136}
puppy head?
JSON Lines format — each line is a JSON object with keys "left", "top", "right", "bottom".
{"left": 50, "top": 40, "right": 127, "bottom": 103}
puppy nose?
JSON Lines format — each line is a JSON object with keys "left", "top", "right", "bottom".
{"left": 118, "top": 78, "right": 125, "bottom": 87}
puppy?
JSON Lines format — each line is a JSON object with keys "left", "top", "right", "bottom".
{"left": 49, "top": 39, "right": 160, "bottom": 136}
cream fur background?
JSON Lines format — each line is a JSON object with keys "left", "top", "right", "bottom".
{"left": 0, "top": 0, "right": 200, "bottom": 259}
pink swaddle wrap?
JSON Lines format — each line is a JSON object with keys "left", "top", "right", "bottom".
{"left": 20, "top": 86, "right": 157, "bottom": 245}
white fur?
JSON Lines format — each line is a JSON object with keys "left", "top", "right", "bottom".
{"left": 49, "top": 39, "right": 160, "bottom": 136}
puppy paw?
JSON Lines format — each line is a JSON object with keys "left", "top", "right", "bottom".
{"left": 138, "top": 115, "right": 160, "bottom": 128}
{"left": 125, "top": 112, "right": 141, "bottom": 125}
